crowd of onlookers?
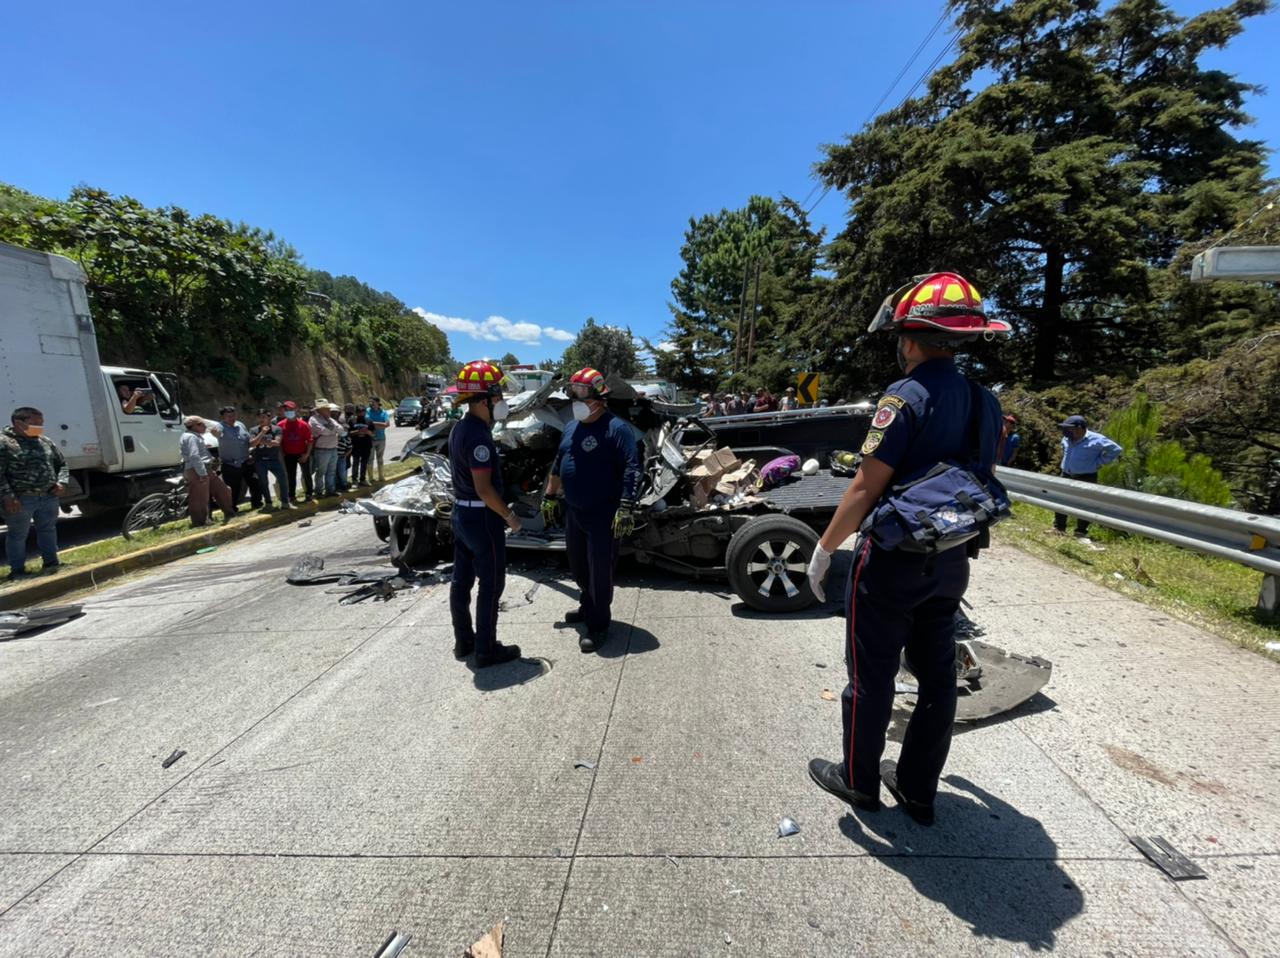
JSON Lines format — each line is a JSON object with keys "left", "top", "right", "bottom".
{"left": 178, "top": 397, "right": 392, "bottom": 526}
{"left": 699, "top": 386, "right": 842, "bottom": 417}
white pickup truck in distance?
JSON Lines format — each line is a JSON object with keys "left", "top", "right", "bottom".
{"left": 0, "top": 241, "right": 187, "bottom": 516}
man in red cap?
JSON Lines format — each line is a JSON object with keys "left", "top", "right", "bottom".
{"left": 277, "top": 401, "right": 314, "bottom": 503}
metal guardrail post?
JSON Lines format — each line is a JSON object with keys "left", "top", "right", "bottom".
{"left": 1261, "top": 575, "right": 1279, "bottom": 621}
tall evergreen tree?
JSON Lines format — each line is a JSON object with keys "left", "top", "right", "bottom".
{"left": 666, "top": 196, "right": 826, "bottom": 395}
{"left": 817, "top": 0, "right": 1270, "bottom": 386}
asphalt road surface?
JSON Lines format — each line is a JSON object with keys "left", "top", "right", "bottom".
{"left": 0, "top": 423, "right": 422, "bottom": 555}
{"left": 0, "top": 512, "right": 1276, "bottom": 956}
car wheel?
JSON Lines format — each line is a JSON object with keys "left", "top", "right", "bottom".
{"left": 373, "top": 516, "right": 391, "bottom": 542}
{"left": 726, "top": 514, "right": 819, "bottom": 612}
{"left": 391, "top": 515, "right": 438, "bottom": 566}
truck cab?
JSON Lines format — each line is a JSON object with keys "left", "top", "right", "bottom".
{"left": 0, "top": 241, "right": 186, "bottom": 514}
{"left": 101, "top": 367, "right": 184, "bottom": 472}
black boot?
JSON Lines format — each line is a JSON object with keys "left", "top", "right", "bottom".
{"left": 476, "top": 643, "right": 522, "bottom": 668}
{"left": 564, "top": 608, "right": 586, "bottom": 624}
{"left": 880, "top": 760, "right": 935, "bottom": 826}
{"left": 580, "top": 630, "right": 607, "bottom": 653}
{"left": 453, "top": 637, "right": 475, "bottom": 660}
{"left": 808, "top": 758, "right": 880, "bottom": 811}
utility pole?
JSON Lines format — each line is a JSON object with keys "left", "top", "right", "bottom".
{"left": 746, "top": 260, "right": 762, "bottom": 369}
{"left": 733, "top": 259, "right": 750, "bottom": 376}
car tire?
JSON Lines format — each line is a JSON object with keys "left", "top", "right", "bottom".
{"left": 391, "top": 515, "right": 437, "bottom": 566}
{"left": 373, "top": 515, "right": 391, "bottom": 542}
{"left": 726, "top": 514, "right": 819, "bottom": 613}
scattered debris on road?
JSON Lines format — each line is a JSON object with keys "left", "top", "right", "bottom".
{"left": 297, "top": 519, "right": 312, "bottom": 528}
{"left": 464, "top": 921, "right": 504, "bottom": 958}
{"left": 778, "top": 817, "right": 801, "bottom": 837}
{"left": 195, "top": 546, "right": 217, "bottom": 554}
{"left": 820, "top": 689, "right": 836, "bottom": 701}
{"left": 161, "top": 749, "right": 186, "bottom": 769}
{"left": 1131, "top": 835, "right": 1208, "bottom": 881}
{"left": 573, "top": 760, "right": 596, "bottom": 770}
{"left": 286, "top": 554, "right": 452, "bottom": 604}
{"left": 0, "top": 604, "right": 84, "bottom": 638}
{"left": 373, "top": 930, "right": 411, "bottom": 958}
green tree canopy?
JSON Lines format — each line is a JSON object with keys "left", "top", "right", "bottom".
{"left": 816, "top": 0, "right": 1271, "bottom": 387}
{"left": 665, "top": 195, "right": 827, "bottom": 395}
{"left": 499, "top": 352, "right": 521, "bottom": 368}
{"left": 560, "top": 318, "right": 642, "bottom": 378}
{"left": 0, "top": 184, "right": 450, "bottom": 388}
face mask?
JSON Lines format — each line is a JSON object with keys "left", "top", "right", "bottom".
{"left": 572, "top": 401, "right": 592, "bottom": 422}
{"left": 492, "top": 400, "right": 510, "bottom": 422}
{"left": 285, "top": 411, "right": 296, "bottom": 420}
{"left": 21, "top": 424, "right": 44, "bottom": 437}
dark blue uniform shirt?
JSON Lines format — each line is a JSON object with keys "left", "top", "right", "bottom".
{"left": 860, "top": 358, "right": 1002, "bottom": 482}
{"left": 552, "top": 412, "right": 641, "bottom": 512}
{"left": 449, "top": 413, "right": 504, "bottom": 501}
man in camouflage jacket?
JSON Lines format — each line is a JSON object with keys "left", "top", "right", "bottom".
{"left": 1, "top": 407, "right": 69, "bottom": 579}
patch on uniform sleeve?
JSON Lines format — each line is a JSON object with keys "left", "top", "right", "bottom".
{"left": 861, "top": 429, "right": 884, "bottom": 455}
{"left": 878, "top": 395, "right": 906, "bottom": 410}
{"left": 473, "top": 445, "right": 491, "bottom": 463}
{"left": 871, "top": 405, "right": 897, "bottom": 430}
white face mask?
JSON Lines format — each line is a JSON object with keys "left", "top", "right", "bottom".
{"left": 492, "top": 400, "right": 510, "bottom": 422}
{"left": 285, "top": 411, "right": 296, "bottom": 420}
{"left": 572, "top": 401, "right": 592, "bottom": 422}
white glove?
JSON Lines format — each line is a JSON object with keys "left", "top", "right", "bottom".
{"left": 807, "top": 543, "right": 832, "bottom": 603}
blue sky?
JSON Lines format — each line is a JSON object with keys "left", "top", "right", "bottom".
{"left": 3, "top": 1, "right": 1276, "bottom": 366}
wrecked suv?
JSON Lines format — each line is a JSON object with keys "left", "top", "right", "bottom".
{"left": 358, "top": 377, "right": 869, "bottom": 613}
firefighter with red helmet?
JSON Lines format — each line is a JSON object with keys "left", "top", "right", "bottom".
{"left": 805, "top": 272, "right": 1009, "bottom": 826}
{"left": 540, "top": 367, "right": 642, "bottom": 653}
{"left": 447, "top": 360, "right": 523, "bottom": 668}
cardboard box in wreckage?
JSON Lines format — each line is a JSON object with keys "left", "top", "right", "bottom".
{"left": 687, "top": 447, "right": 762, "bottom": 510}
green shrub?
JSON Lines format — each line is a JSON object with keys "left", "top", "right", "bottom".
{"left": 1099, "top": 393, "right": 1233, "bottom": 506}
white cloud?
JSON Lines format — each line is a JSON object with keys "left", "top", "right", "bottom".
{"left": 656, "top": 341, "right": 676, "bottom": 352}
{"left": 413, "top": 308, "right": 576, "bottom": 347}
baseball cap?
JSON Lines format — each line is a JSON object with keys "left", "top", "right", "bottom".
{"left": 1058, "top": 415, "right": 1087, "bottom": 428}
{"left": 282, "top": 400, "right": 297, "bottom": 410}
{"left": 218, "top": 405, "right": 236, "bottom": 415}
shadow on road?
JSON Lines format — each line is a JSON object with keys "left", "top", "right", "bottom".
{"left": 468, "top": 655, "right": 552, "bottom": 691}
{"left": 839, "top": 775, "right": 1084, "bottom": 951}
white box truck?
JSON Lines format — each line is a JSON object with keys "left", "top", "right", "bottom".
{"left": 0, "top": 241, "right": 186, "bottom": 515}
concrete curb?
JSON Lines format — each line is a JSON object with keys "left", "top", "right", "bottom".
{"left": 0, "top": 471, "right": 411, "bottom": 611}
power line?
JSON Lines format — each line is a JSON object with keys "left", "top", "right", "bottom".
{"left": 866, "top": 8, "right": 950, "bottom": 121}
{"left": 805, "top": 9, "right": 960, "bottom": 219}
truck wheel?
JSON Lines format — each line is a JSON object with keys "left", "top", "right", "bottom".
{"left": 122, "top": 493, "right": 173, "bottom": 539}
{"left": 373, "top": 516, "right": 391, "bottom": 542}
{"left": 392, "top": 515, "right": 438, "bottom": 566}
{"left": 726, "top": 514, "right": 819, "bottom": 612}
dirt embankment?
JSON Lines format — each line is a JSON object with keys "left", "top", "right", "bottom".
{"left": 179, "top": 345, "right": 419, "bottom": 416}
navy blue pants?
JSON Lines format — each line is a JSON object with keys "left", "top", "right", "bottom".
{"left": 565, "top": 506, "right": 619, "bottom": 633}
{"left": 840, "top": 540, "right": 969, "bottom": 805}
{"left": 450, "top": 507, "right": 507, "bottom": 657}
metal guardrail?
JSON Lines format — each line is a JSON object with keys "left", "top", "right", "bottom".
{"left": 998, "top": 467, "right": 1280, "bottom": 614}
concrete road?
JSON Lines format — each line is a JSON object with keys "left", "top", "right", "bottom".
{"left": 0, "top": 511, "right": 1276, "bottom": 956}
{"left": 0, "top": 423, "right": 421, "bottom": 555}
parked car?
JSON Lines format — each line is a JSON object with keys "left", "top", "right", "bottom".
{"left": 394, "top": 397, "right": 423, "bottom": 427}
